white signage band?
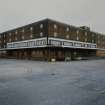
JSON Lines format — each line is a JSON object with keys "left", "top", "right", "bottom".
{"left": 6, "top": 37, "right": 97, "bottom": 50}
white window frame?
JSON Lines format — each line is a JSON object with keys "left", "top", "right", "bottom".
{"left": 92, "top": 40, "right": 94, "bottom": 43}
{"left": 22, "top": 29, "right": 25, "bottom": 33}
{"left": 85, "top": 32, "right": 87, "bottom": 36}
{"left": 30, "top": 27, "right": 33, "bottom": 31}
{"left": 40, "top": 24, "right": 43, "bottom": 29}
{"left": 66, "top": 35, "right": 69, "bottom": 39}
{"left": 76, "top": 30, "right": 79, "bottom": 35}
{"left": 9, "top": 38, "right": 11, "bottom": 42}
{"left": 76, "top": 36, "right": 79, "bottom": 41}
{"left": 66, "top": 27, "right": 69, "bottom": 32}
{"left": 54, "top": 24, "right": 57, "bottom": 29}
{"left": 40, "top": 32, "right": 43, "bottom": 37}
{"left": 85, "top": 38, "right": 87, "bottom": 42}
{"left": 9, "top": 33, "right": 11, "bottom": 37}
{"left": 30, "top": 34, "right": 33, "bottom": 38}
{"left": 15, "top": 37, "right": 17, "bottom": 41}
{"left": 15, "top": 30, "right": 18, "bottom": 34}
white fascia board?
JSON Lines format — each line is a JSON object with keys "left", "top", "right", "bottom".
{"left": 6, "top": 45, "right": 47, "bottom": 50}
{"left": 48, "top": 45, "right": 97, "bottom": 50}
{"left": 62, "top": 46, "right": 97, "bottom": 50}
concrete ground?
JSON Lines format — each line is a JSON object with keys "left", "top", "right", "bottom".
{"left": 0, "top": 59, "right": 105, "bottom": 105}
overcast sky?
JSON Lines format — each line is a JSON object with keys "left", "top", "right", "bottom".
{"left": 0, "top": 0, "right": 105, "bottom": 34}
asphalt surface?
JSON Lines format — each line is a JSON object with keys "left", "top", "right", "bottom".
{"left": 0, "top": 59, "right": 105, "bottom": 105}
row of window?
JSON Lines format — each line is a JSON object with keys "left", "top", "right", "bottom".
{"left": 53, "top": 32, "right": 95, "bottom": 43}
{"left": 2, "top": 32, "right": 43, "bottom": 43}
{"left": 7, "top": 32, "right": 44, "bottom": 38}
{"left": 0, "top": 35, "right": 98, "bottom": 44}
{"left": 0, "top": 24, "right": 44, "bottom": 38}
{"left": 0, "top": 45, "right": 6, "bottom": 48}
{"left": 0, "top": 33, "right": 104, "bottom": 44}
{"left": 31, "top": 51, "right": 43, "bottom": 56}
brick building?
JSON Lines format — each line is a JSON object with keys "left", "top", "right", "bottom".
{"left": 0, "top": 18, "right": 105, "bottom": 61}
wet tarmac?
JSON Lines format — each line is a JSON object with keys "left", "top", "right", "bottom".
{"left": 0, "top": 59, "right": 105, "bottom": 105}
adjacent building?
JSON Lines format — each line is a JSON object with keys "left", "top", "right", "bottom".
{"left": 0, "top": 18, "right": 105, "bottom": 61}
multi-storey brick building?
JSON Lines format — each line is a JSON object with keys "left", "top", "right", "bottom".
{"left": 0, "top": 18, "right": 105, "bottom": 61}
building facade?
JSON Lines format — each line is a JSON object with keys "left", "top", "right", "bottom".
{"left": 0, "top": 19, "right": 105, "bottom": 61}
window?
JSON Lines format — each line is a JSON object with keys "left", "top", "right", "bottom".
{"left": 40, "top": 24, "right": 43, "bottom": 29}
{"left": 32, "top": 51, "right": 36, "bottom": 56}
{"left": 22, "top": 36, "right": 24, "bottom": 40}
{"left": 54, "top": 24, "right": 57, "bottom": 29}
{"left": 36, "top": 51, "right": 39, "bottom": 55}
{"left": 30, "top": 34, "right": 33, "bottom": 38}
{"left": 84, "top": 44, "right": 88, "bottom": 47}
{"left": 76, "top": 30, "right": 79, "bottom": 35}
{"left": 22, "top": 29, "right": 24, "bottom": 33}
{"left": 66, "top": 27, "right": 69, "bottom": 32}
{"left": 9, "top": 33, "right": 11, "bottom": 36}
{"left": 91, "top": 45, "right": 96, "bottom": 48}
{"left": 30, "top": 27, "right": 33, "bottom": 31}
{"left": 40, "top": 32, "right": 43, "bottom": 37}
{"left": 66, "top": 35, "right": 69, "bottom": 39}
{"left": 54, "top": 32, "right": 57, "bottom": 37}
{"left": 4, "top": 45, "right": 6, "bottom": 48}
{"left": 74, "top": 43, "right": 82, "bottom": 47}
{"left": 85, "top": 38, "right": 87, "bottom": 42}
{"left": 39, "top": 51, "right": 43, "bottom": 56}
{"left": 51, "top": 40, "right": 61, "bottom": 46}
{"left": 77, "top": 36, "right": 79, "bottom": 41}
{"left": 9, "top": 38, "right": 11, "bottom": 42}
{"left": 63, "top": 42, "right": 73, "bottom": 46}
{"left": 15, "top": 37, "right": 17, "bottom": 41}
{"left": 92, "top": 40, "right": 94, "bottom": 43}
{"left": 85, "top": 32, "right": 87, "bottom": 36}
{"left": 15, "top": 30, "right": 18, "bottom": 34}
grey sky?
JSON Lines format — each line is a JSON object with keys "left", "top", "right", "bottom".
{"left": 0, "top": 0, "right": 105, "bottom": 34}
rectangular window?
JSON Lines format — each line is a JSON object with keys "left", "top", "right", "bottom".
{"left": 74, "top": 43, "right": 82, "bottom": 47}
{"left": 63, "top": 41, "right": 73, "bottom": 46}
